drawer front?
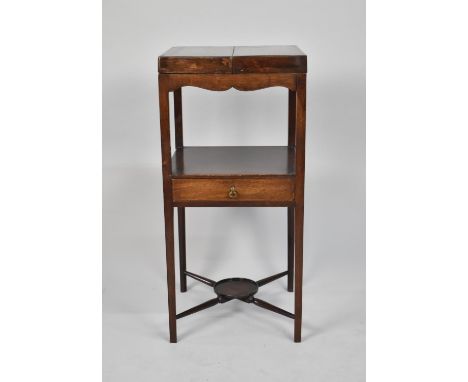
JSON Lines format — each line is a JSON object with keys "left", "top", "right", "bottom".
{"left": 172, "top": 178, "right": 295, "bottom": 203}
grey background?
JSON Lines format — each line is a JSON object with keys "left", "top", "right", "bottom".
{"left": 103, "top": 0, "right": 365, "bottom": 381}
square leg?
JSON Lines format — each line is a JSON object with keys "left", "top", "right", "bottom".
{"left": 159, "top": 79, "right": 177, "bottom": 343}
{"left": 287, "top": 207, "right": 294, "bottom": 292}
{"left": 294, "top": 74, "right": 306, "bottom": 343}
{"left": 178, "top": 207, "right": 187, "bottom": 292}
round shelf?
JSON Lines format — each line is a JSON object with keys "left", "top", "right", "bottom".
{"left": 213, "top": 278, "right": 258, "bottom": 300}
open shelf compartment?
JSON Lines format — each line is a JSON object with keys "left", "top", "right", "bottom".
{"left": 171, "top": 146, "right": 295, "bottom": 178}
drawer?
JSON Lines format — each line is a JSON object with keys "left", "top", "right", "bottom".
{"left": 172, "top": 178, "right": 295, "bottom": 203}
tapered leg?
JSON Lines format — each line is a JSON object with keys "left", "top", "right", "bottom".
{"left": 294, "top": 203, "right": 304, "bottom": 342}
{"left": 159, "top": 77, "right": 177, "bottom": 343}
{"left": 173, "top": 89, "right": 187, "bottom": 294}
{"left": 294, "top": 74, "right": 307, "bottom": 343}
{"left": 163, "top": 203, "right": 177, "bottom": 342}
{"left": 178, "top": 207, "right": 187, "bottom": 292}
{"left": 287, "top": 207, "right": 294, "bottom": 292}
{"left": 288, "top": 89, "right": 296, "bottom": 293}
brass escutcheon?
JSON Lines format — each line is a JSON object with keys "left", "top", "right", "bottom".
{"left": 228, "top": 186, "right": 238, "bottom": 199}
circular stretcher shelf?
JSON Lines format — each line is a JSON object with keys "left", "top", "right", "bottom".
{"left": 213, "top": 278, "right": 259, "bottom": 300}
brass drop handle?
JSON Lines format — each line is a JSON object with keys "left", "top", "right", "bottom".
{"left": 228, "top": 186, "right": 238, "bottom": 199}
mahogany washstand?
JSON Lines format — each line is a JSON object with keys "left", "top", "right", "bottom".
{"left": 158, "top": 45, "right": 307, "bottom": 342}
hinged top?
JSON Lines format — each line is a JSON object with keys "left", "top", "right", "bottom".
{"left": 158, "top": 45, "right": 307, "bottom": 74}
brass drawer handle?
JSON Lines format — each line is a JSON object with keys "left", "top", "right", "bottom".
{"left": 228, "top": 186, "right": 238, "bottom": 199}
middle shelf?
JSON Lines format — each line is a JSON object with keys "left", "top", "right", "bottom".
{"left": 171, "top": 146, "right": 295, "bottom": 178}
